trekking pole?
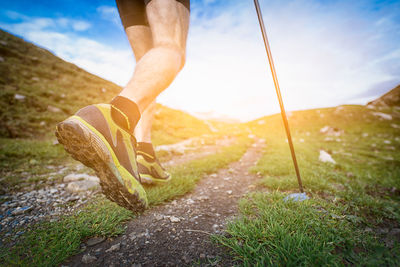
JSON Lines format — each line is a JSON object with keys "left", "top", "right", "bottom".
{"left": 253, "top": 0, "right": 304, "bottom": 193}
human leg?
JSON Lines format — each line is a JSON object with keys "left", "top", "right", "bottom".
{"left": 118, "top": 0, "right": 190, "bottom": 113}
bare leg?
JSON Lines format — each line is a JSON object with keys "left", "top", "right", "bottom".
{"left": 135, "top": 100, "right": 156, "bottom": 142}
{"left": 119, "top": 0, "right": 190, "bottom": 114}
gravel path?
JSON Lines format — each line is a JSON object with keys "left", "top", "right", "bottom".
{"left": 65, "top": 138, "right": 265, "bottom": 266}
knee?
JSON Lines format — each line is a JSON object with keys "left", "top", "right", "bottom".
{"left": 154, "top": 43, "right": 186, "bottom": 71}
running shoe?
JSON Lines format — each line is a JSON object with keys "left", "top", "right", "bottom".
{"left": 55, "top": 104, "right": 148, "bottom": 212}
{"left": 137, "top": 150, "right": 171, "bottom": 184}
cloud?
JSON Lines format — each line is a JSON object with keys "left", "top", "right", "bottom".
{"left": 1, "top": 1, "right": 399, "bottom": 121}
{"left": 157, "top": 0, "right": 400, "bottom": 120}
{"left": 97, "top": 5, "right": 120, "bottom": 26}
{"left": 2, "top": 10, "right": 91, "bottom": 32}
{"left": 0, "top": 11, "right": 131, "bottom": 86}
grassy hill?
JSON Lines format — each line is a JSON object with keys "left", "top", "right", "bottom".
{"left": 0, "top": 29, "right": 212, "bottom": 193}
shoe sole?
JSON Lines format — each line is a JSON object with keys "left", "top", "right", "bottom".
{"left": 55, "top": 116, "right": 147, "bottom": 212}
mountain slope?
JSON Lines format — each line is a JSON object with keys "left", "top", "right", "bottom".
{"left": 0, "top": 29, "right": 211, "bottom": 140}
{"left": 368, "top": 84, "right": 400, "bottom": 107}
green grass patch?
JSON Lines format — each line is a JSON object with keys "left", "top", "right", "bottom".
{"left": 0, "top": 197, "right": 133, "bottom": 266}
{"left": 215, "top": 105, "right": 400, "bottom": 265}
{"left": 215, "top": 192, "right": 400, "bottom": 266}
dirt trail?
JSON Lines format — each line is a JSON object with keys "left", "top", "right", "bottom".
{"left": 65, "top": 138, "right": 265, "bottom": 267}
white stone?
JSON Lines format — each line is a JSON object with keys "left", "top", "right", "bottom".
{"left": 372, "top": 112, "right": 392, "bottom": 120}
{"left": 319, "top": 150, "right": 336, "bottom": 164}
{"left": 320, "top": 126, "right": 343, "bottom": 136}
{"left": 47, "top": 105, "right": 62, "bottom": 113}
{"left": 14, "top": 94, "right": 26, "bottom": 100}
{"left": 105, "top": 243, "right": 120, "bottom": 253}
{"left": 384, "top": 140, "right": 391, "bottom": 144}
{"left": 64, "top": 173, "right": 99, "bottom": 183}
{"left": 169, "top": 216, "right": 181, "bottom": 223}
{"left": 227, "top": 190, "right": 233, "bottom": 195}
{"left": 66, "top": 180, "right": 99, "bottom": 193}
{"left": 362, "top": 133, "right": 369, "bottom": 137}
{"left": 391, "top": 124, "right": 400, "bottom": 129}
{"left": 82, "top": 254, "right": 97, "bottom": 263}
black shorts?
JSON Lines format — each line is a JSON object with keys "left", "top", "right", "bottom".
{"left": 116, "top": 0, "right": 190, "bottom": 29}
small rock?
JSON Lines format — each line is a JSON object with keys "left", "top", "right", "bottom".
{"left": 14, "top": 94, "right": 26, "bottom": 100}
{"left": 383, "top": 140, "right": 391, "bottom": 144}
{"left": 210, "top": 173, "right": 217, "bottom": 178}
{"left": 64, "top": 173, "right": 99, "bottom": 183}
{"left": 66, "top": 180, "right": 99, "bottom": 193}
{"left": 0, "top": 56, "right": 4, "bottom": 62}
{"left": 82, "top": 254, "right": 97, "bottom": 264}
{"left": 12, "top": 206, "right": 32, "bottom": 216}
{"left": 129, "top": 232, "right": 137, "bottom": 241}
{"left": 106, "top": 243, "right": 120, "bottom": 253}
{"left": 391, "top": 123, "right": 400, "bottom": 129}
{"left": 154, "top": 214, "right": 164, "bottom": 221}
{"left": 47, "top": 105, "right": 62, "bottom": 113}
{"left": 226, "top": 190, "right": 233, "bottom": 195}
{"left": 186, "top": 199, "right": 195, "bottom": 204}
{"left": 86, "top": 237, "right": 105, "bottom": 247}
{"left": 32, "top": 77, "right": 40, "bottom": 82}
{"left": 49, "top": 188, "right": 58, "bottom": 194}
{"left": 319, "top": 150, "right": 336, "bottom": 164}
{"left": 200, "top": 253, "right": 206, "bottom": 259}
{"left": 362, "top": 133, "right": 369, "bottom": 137}
{"left": 372, "top": 112, "right": 392, "bottom": 120}
{"left": 320, "top": 126, "right": 343, "bottom": 136}
{"left": 169, "top": 216, "right": 181, "bottom": 223}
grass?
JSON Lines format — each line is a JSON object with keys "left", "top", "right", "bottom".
{"left": 0, "top": 137, "right": 251, "bottom": 266}
{"left": 215, "top": 192, "right": 400, "bottom": 266}
{"left": 0, "top": 197, "right": 133, "bottom": 266}
{"left": 215, "top": 104, "right": 400, "bottom": 266}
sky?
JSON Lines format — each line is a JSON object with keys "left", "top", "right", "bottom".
{"left": 1, "top": 0, "right": 399, "bottom": 121}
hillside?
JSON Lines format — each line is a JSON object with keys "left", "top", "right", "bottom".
{"left": 0, "top": 29, "right": 211, "bottom": 140}
{"left": 368, "top": 84, "right": 400, "bottom": 107}
{"left": 0, "top": 29, "right": 213, "bottom": 193}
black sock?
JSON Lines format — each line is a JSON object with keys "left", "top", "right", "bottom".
{"left": 137, "top": 142, "right": 156, "bottom": 161}
{"left": 110, "top": 96, "right": 141, "bottom": 134}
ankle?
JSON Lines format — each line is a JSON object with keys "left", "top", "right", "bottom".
{"left": 110, "top": 96, "right": 141, "bottom": 134}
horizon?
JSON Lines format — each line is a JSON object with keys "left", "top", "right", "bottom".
{"left": 1, "top": 0, "right": 399, "bottom": 121}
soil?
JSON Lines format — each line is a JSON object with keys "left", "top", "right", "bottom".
{"left": 64, "top": 138, "right": 265, "bottom": 266}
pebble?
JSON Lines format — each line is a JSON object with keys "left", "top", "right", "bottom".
{"left": 169, "top": 216, "right": 181, "bottom": 223}
{"left": 154, "top": 214, "right": 164, "bottom": 221}
{"left": 86, "top": 237, "right": 105, "bottom": 247}
{"left": 14, "top": 94, "right": 26, "bottom": 100}
{"left": 47, "top": 105, "right": 62, "bottom": 113}
{"left": 106, "top": 243, "right": 121, "bottom": 253}
{"left": 226, "top": 190, "right": 233, "bottom": 195}
{"left": 319, "top": 150, "right": 336, "bottom": 164}
{"left": 82, "top": 254, "right": 97, "bottom": 264}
